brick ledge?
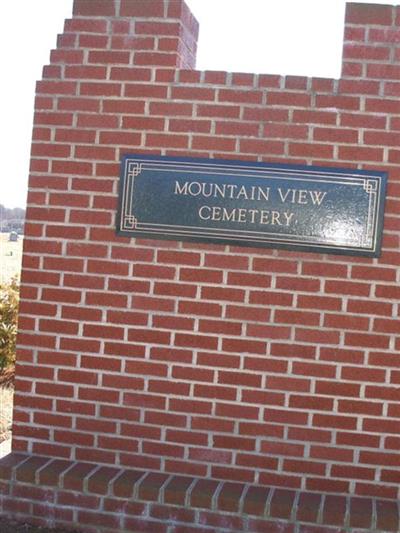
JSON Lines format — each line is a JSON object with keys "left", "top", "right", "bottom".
{"left": 0, "top": 453, "right": 399, "bottom": 532}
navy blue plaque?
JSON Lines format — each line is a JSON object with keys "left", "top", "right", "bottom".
{"left": 116, "top": 155, "right": 387, "bottom": 257}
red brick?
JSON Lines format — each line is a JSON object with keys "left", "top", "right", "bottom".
{"left": 218, "top": 88, "right": 262, "bottom": 104}
{"left": 376, "top": 500, "right": 400, "bottom": 532}
{"left": 197, "top": 352, "right": 239, "bottom": 371}
{"left": 324, "top": 313, "right": 369, "bottom": 331}
{"left": 264, "top": 123, "right": 308, "bottom": 139}
{"left": 39, "top": 319, "right": 78, "bottom": 335}
{"left": 150, "top": 503, "right": 196, "bottom": 524}
{"left": 306, "top": 477, "right": 349, "bottom": 494}
{"left": 349, "top": 497, "right": 373, "bottom": 529}
{"left": 365, "top": 385, "right": 400, "bottom": 402}
{"left": 288, "top": 427, "right": 331, "bottom": 444}
{"left": 343, "top": 43, "right": 390, "bottom": 61}
{"left": 73, "top": 0, "right": 117, "bottom": 15}
{"left": 345, "top": 3, "right": 393, "bottom": 25}
{"left": 169, "top": 118, "right": 211, "bottom": 134}
{"left": 340, "top": 112, "right": 387, "bottom": 129}
{"left": 216, "top": 370, "right": 261, "bottom": 389}
{"left": 341, "top": 366, "right": 386, "bottom": 383}
{"left": 201, "top": 286, "right": 245, "bottom": 302}
{"left": 353, "top": 265, "right": 396, "bottom": 282}
{"left": 152, "top": 315, "right": 194, "bottom": 331}
{"left": 322, "top": 495, "right": 347, "bottom": 526}
{"left": 120, "top": 0, "right": 165, "bottom": 17}
{"left": 124, "top": 83, "right": 168, "bottom": 99}
{"left": 222, "top": 337, "right": 267, "bottom": 355}
{"left": 299, "top": 295, "right": 342, "bottom": 312}
{"left": 216, "top": 121, "right": 259, "bottom": 136}
{"left": 180, "top": 267, "right": 222, "bottom": 284}
{"left": 285, "top": 459, "right": 326, "bottom": 476}
{"left": 249, "top": 290, "right": 293, "bottom": 306}
{"left": 268, "top": 91, "right": 311, "bottom": 107}
{"left": 11, "top": 0, "right": 400, "bottom": 513}
{"left": 276, "top": 276, "right": 320, "bottom": 292}
{"left": 369, "top": 351, "right": 400, "bottom": 367}
{"left": 313, "top": 126, "right": 358, "bottom": 143}
{"left": 194, "top": 384, "right": 237, "bottom": 402}
{"left": 313, "top": 413, "right": 357, "bottom": 430}
{"left": 337, "top": 430, "right": 380, "bottom": 447}
{"left": 178, "top": 300, "right": 222, "bottom": 318}
{"left": 268, "top": 374, "right": 312, "bottom": 394}
{"left": 1, "top": 499, "right": 31, "bottom": 514}
{"left": 78, "top": 33, "right": 108, "bottom": 47}
{"left": 244, "top": 357, "right": 287, "bottom": 374}
{"left": 198, "top": 319, "right": 240, "bottom": 336}
{"left": 258, "top": 74, "right": 281, "bottom": 88}
{"left": 226, "top": 305, "right": 270, "bottom": 322}
{"left": 173, "top": 332, "right": 217, "bottom": 350}
{"left": 345, "top": 332, "right": 390, "bottom": 349}
{"left": 381, "top": 469, "right": 400, "bottom": 483}
{"left": 325, "top": 280, "right": 370, "bottom": 296}
{"left": 241, "top": 391, "right": 285, "bottom": 409}
{"left": 134, "top": 51, "right": 179, "bottom": 67}
{"left": 312, "top": 446, "right": 354, "bottom": 463}
{"left": 110, "top": 65, "right": 153, "bottom": 80}
{"left": 192, "top": 135, "right": 235, "bottom": 152}
{"left": 253, "top": 257, "right": 297, "bottom": 274}
{"left": 249, "top": 518, "right": 295, "bottom": 532}
{"left": 269, "top": 489, "right": 297, "bottom": 519}
{"left": 133, "top": 264, "right": 176, "bottom": 280}
{"left": 263, "top": 408, "right": 308, "bottom": 426}
{"left": 240, "top": 138, "right": 285, "bottom": 155}
{"left": 296, "top": 492, "right": 322, "bottom": 523}
{"left": 315, "top": 381, "right": 361, "bottom": 398}
{"left": 356, "top": 482, "right": 398, "bottom": 500}
{"left": 243, "top": 486, "right": 271, "bottom": 516}
{"left": 203, "top": 70, "right": 227, "bottom": 84}
{"left": 289, "top": 395, "right": 333, "bottom": 412}
{"left": 295, "top": 328, "right": 340, "bottom": 345}
{"left": 64, "top": 274, "right": 105, "bottom": 290}
{"left": 338, "top": 399, "right": 382, "bottom": 416}
{"left": 127, "top": 328, "right": 171, "bottom": 346}
{"left": 366, "top": 97, "right": 400, "bottom": 115}
{"left": 370, "top": 27, "right": 400, "bottom": 43}
{"left": 244, "top": 107, "right": 289, "bottom": 122}
{"left": 274, "top": 309, "right": 320, "bottom": 326}
{"left": 171, "top": 86, "right": 215, "bottom": 101}
{"left": 146, "top": 132, "right": 188, "bottom": 148}
{"left": 293, "top": 109, "right": 336, "bottom": 124}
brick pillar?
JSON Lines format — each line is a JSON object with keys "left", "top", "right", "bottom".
{"left": 71, "top": 0, "right": 199, "bottom": 68}
{"left": 4, "top": 2, "right": 400, "bottom": 531}
{"left": 342, "top": 2, "right": 399, "bottom": 79}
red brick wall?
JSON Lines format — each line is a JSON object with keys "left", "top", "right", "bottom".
{"left": 14, "top": 0, "right": 400, "bottom": 501}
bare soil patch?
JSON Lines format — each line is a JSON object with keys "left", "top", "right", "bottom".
{"left": 0, "top": 368, "right": 14, "bottom": 444}
{"left": 0, "top": 517, "right": 79, "bottom": 533}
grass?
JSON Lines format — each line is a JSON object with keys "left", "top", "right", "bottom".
{"left": 0, "top": 233, "right": 23, "bottom": 284}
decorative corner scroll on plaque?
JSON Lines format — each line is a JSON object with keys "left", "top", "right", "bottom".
{"left": 116, "top": 155, "right": 387, "bottom": 257}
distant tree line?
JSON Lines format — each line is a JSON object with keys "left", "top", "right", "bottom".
{"left": 0, "top": 205, "right": 25, "bottom": 234}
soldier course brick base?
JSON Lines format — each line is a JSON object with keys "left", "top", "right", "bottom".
{"left": 1, "top": 453, "right": 399, "bottom": 532}
{"left": 2, "top": 0, "right": 400, "bottom": 531}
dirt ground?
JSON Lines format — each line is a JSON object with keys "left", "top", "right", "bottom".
{"left": 0, "top": 517, "right": 80, "bottom": 533}
{"left": 0, "top": 370, "right": 13, "bottom": 444}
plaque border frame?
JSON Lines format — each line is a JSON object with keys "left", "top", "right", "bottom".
{"left": 116, "top": 154, "right": 387, "bottom": 258}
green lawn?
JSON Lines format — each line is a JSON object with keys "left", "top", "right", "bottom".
{"left": 0, "top": 233, "right": 23, "bottom": 285}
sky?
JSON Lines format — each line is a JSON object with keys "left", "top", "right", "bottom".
{"left": 0, "top": 0, "right": 394, "bottom": 209}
